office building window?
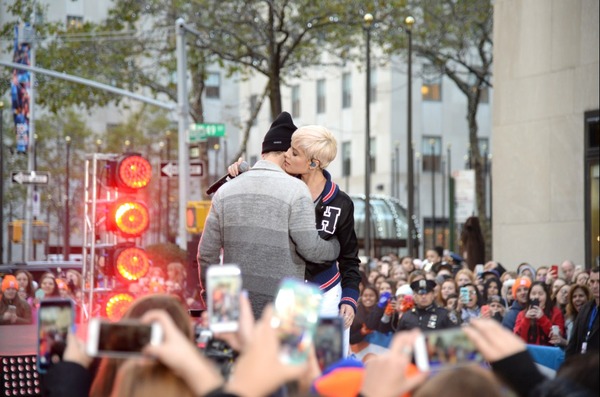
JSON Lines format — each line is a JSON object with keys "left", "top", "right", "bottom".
{"left": 421, "top": 64, "right": 442, "bottom": 102}
{"left": 291, "top": 85, "right": 300, "bottom": 117}
{"left": 205, "top": 72, "right": 220, "bottom": 99}
{"left": 342, "top": 141, "right": 351, "bottom": 177}
{"left": 66, "top": 15, "right": 83, "bottom": 29}
{"left": 317, "top": 79, "right": 326, "bottom": 114}
{"left": 585, "top": 110, "right": 599, "bottom": 267}
{"left": 342, "top": 72, "right": 352, "bottom": 108}
{"left": 422, "top": 136, "right": 442, "bottom": 172}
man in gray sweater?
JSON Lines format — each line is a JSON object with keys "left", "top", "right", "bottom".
{"left": 198, "top": 112, "right": 340, "bottom": 318}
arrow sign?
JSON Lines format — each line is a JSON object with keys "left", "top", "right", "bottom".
{"left": 11, "top": 171, "right": 50, "bottom": 185}
{"left": 161, "top": 161, "right": 203, "bottom": 178}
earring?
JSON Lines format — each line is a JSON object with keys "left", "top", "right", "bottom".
{"left": 310, "top": 161, "right": 316, "bottom": 167}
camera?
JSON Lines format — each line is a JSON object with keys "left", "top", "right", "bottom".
{"left": 194, "top": 325, "right": 236, "bottom": 379}
{"left": 529, "top": 298, "right": 540, "bottom": 307}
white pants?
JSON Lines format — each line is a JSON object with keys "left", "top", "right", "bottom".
{"left": 319, "top": 283, "right": 350, "bottom": 357}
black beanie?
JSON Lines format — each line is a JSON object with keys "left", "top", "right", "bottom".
{"left": 262, "top": 111, "right": 297, "bottom": 154}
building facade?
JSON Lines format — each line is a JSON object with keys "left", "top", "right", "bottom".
{"left": 493, "top": 0, "right": 599, "bottom": 268}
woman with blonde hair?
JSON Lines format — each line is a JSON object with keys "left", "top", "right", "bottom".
{"left": 455, "top": 268, "right": 476, "bottom": 287}
{"left": 284, "top": 124, "right": 361, "bottom": 356}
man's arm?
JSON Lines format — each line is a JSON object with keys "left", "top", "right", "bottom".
{"left": 198, "top": 200, "right": 223, "bottom": 274}
{"left": 289, "top": 194, "right": 340, "bottom": 263}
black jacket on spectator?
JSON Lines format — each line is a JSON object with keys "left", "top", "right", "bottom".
{"left": 565, "top": 301, "right": 599, "bottom": 357}
{"left": 396, "top": 304, "right": 455, "bottom": 331}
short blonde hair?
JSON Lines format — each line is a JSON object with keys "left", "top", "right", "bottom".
{"left": 291, "top": 125, "right": 337, "bottom": 169}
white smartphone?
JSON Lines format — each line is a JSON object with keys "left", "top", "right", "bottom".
{"left": 206, "top": 264, "right": 242, "bottom": 333}
{"left": 37, "top": 298, "right": 74, "bottom": 373}
{"left": 414, "top": 327, "right": 483, "bottom": 372}
{"left": 86, "top": 318, "right": 163, "bottom": 358}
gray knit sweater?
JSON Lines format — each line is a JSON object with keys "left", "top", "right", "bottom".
{"left": 198, "top": 160, "right": 340, "bottom": 317}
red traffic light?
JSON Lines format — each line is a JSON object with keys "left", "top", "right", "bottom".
{"left": 107, "top": 199, "right": 149, "bottom": 238}
{"left": 114, "top": 246, "right": 150, "bottom": 282}
{"left": 108, "top": 153, "right": 152, "bottom": 190}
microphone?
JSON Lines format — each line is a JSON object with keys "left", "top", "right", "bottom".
{"left": 206, "top": 161, "right": 250, "bottom": 195}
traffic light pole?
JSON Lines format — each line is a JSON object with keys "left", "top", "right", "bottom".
{"left": 176, "top": 18, "right": 190, "bottom": 251}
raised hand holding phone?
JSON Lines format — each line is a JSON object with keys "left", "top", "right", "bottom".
{"left": 37, "top": 298, "right": 74, "bottom": 373}
{"left": 85, "top": 318, "right": 163, "bottom": 358}
{"left": 207, "top": 264, "right": 242, "bottom": 333}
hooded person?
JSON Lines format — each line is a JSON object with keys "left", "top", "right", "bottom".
{"left": 501, "top": 276, "right": 532, "bottom": 331}
{"left": 198, "top": 112, "right": 341, "bottom": 318}
{"left": 1, "top": 275, "right": 33, "bottom": 325}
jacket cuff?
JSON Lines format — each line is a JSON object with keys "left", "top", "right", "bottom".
{"left": 339, "top": 288, "right": 359, "bottom": 313}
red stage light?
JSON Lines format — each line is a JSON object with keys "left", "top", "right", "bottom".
{"left": 105, "top": 293, "right": 135, "bottom": 321}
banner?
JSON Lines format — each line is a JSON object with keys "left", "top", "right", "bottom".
{"left": 11, "top": 24, "right": 32, "bottom": 154}
{"left": 453, "top": 169, "right": 476, "bottom": 223}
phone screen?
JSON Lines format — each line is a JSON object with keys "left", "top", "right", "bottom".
{"left": 97, "top": 321, "right": 155, "bottom": 354}
{"left": 272, "top": 278, "right": 322, "bottom": 365}
{"left": 315, "top": 317, "right": 344, "bottom": 371}
{"left": 414, "top": 327, "right": 482, "bottom": 372}
{"left": 37, "top": 299, "right": 74, "bottom": 373}
{"left": 207, "top": 265, "right": 242, "bottom": 332}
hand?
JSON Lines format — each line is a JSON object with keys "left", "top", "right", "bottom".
{"left": 225, "top": 305, "right": 309, "bottom": 397}
{"left": 384, "top": 300, "right": 396, "bottom": 316}
{"left": 463, "top": 318, "right": 527, "bottom": 362}
{"left": 213, "top": 291, "right": 255, "bottom": 352}
{"left": 142, "top": 310, "right": 224, "bottom": 397}
{"left": 378, "top": 292, "right": 392, "bottom": 308}
{"left": 227, "top": 157, "right": 245, "bottom": 177}
{"left": 63, "top": 332, "right": 93, "bottom": 368}
{"left": 546, "top": 269, "right": 557, "bottom": 284}
{"left": 360, "top": 329, "right": 427, "bottom": 397}
{"left": 484, "top": 261, "right": 498, "bottom": 271}
{"left": 525, "top": 307, "right": 538, "bottom": 319}
{"left": 339, "top": 304, "right": 355, "bottom": 329}
{"left": 549, "top": 333, "right": 566, "bottom": 347}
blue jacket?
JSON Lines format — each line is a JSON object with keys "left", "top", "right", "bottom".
{"left": 502, "top": 300, "right": 524, "bottom": 331}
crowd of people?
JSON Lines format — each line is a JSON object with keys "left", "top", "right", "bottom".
{"left": 0, "top": 261, "right": 204, "bottom": 325}
{"left": 348, "top": 252, "right": 599, "bottom": 360}
{"left": 1, "top": 110, "right": 598, "bottom": 396}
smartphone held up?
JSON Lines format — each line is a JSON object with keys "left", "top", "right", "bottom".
{"left": 414, "top": 327, "right": 483, "bottom": 372}
{"left": 37, "top": 299, "right": 74, "bottom": 373}
{"left": 271, "top": 278, "right": 322, "bottom": 365}
{"left": 86, "top": 318, "right": 163, "bottom": 358}
{"left": 207, "top": 264, "right": 242, "bottom": 333}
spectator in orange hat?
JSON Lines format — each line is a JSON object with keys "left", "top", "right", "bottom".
{"left": 1, "top": 275, "right": 32, "bottom": 324}
{"left": 501, "top": 276, "right": 531, "bottom": 330}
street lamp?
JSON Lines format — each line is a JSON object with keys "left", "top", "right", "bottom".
{"left": 430, "top": 138, "right": 436, "bottom": 247}
{"left": 364, "top": 12, "right": 374, "bottom": 259}
{"left": 0, "top": 100, "right": 4, "bottom": 264}
{"left": 405, "top": 15, "right": 415, "bottom": 257}
{"left": 64, "top": 135, "right": 71, "bottom": 261}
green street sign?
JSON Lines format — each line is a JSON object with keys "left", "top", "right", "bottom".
{"left": 189, "top": 123, "right": 226, "bottom": 142}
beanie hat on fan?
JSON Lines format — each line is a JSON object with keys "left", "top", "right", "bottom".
{"left": 262, "top": 111, "right": 297, "bottom": 154}
{"left": 2, "top": 275, "right": 18, "bottom": 292}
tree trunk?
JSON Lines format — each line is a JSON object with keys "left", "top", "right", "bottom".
{"left": 467, "top": 93, "right": 492, "bottom": 261}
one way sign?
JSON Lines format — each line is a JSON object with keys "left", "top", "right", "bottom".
{"left": 160, "top": 161, "right": 203, "bottom": 178}
{"left": 11, "top": 171, "right": 50, "bottom": 185}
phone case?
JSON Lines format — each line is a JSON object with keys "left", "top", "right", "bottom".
{"left": 272, "top": 278, "right": 322, "bottom": 365}
{"left": 207, "top": 264, "right": 242, "bottom": 333}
